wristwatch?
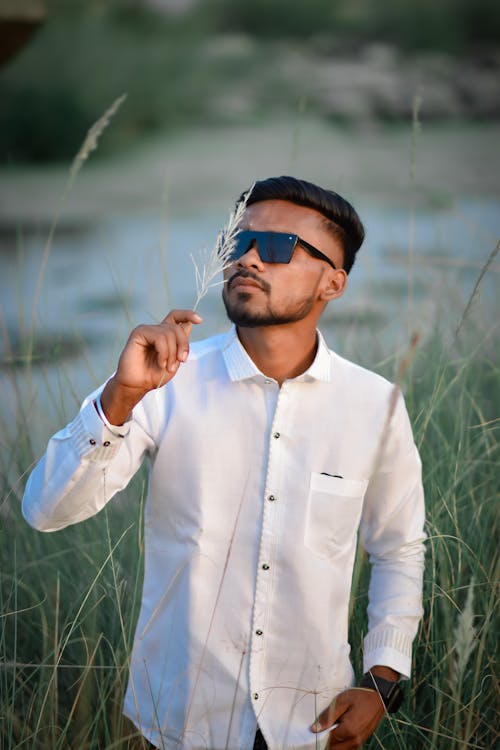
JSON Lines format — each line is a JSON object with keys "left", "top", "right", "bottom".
{"left": 359, "top": 672, "right": 404, "bottom": 713}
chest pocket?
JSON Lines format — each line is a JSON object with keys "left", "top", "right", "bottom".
{"left": 304, "top": 473, "right": 368, "bottom": 559}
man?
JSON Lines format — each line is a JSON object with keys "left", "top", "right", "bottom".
{"left": 23, "top": 176, "right": 425, "bottom": 750}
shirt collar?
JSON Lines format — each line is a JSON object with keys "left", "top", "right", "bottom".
{"left": 221, "top": 326, "right": 333, "bottom": 383}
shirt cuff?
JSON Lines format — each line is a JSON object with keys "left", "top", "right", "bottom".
{"left": 363, "top": 628, "right": 414, "bottom": 680}
{"left": 68, "top": 399, "right": 126, "bottom": 461}
{"left": 94, "top": 394, "right": 131, "bottom": 437}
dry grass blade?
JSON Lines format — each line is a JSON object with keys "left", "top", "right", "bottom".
{"left": 190, "top": 182, "right": 254, "bottom": 311}
{"left": 68, "top": 93, "right": 127, "bottom": 186}
{"left": 156, "top": 185, "right": 254, "bottom": 389}
{"left": 454, "top": 240, "right": 500, "bottom": 340}
{"left": 452, "top": 578, "right": 477, "bottom": 690}
{"left": 29, "top": 94, "right": 128, "bottom": 345}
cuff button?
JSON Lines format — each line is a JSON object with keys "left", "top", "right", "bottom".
{"left": 89, "top": 438, "right": 96, "bottom": 446}
{"left": 103, "top": 441, "right": 111, "bottom": 447}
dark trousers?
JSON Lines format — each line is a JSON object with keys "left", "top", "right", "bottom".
{"left": 253, "top": 728, "right": 269, "bottom": 749}
{"left": 120, "top": 717, "right": 268, "bottom": 749}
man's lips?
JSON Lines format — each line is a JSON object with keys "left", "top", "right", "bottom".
{"left": 228, "top": 272, "right": 268, "bottom": 292}
{"left": 232, "top": 278, "right": 263, "bottom": 290}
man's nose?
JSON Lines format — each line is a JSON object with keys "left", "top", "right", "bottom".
{"left": 236, "top": 243, "right": 264, "bottom": 270}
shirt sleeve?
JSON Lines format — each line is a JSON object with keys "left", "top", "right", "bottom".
{"left": 359, "top": 388, "right": 426, "bottom": 679}
{"left": 22, "top": 386, "right": 156, "bottom": 532}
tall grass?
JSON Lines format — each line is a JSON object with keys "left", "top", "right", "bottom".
{"left": 1, "top": 277, "right": 498, "bottom": 750}
{"left": 1, "top": 115, "right": 499, "bottom": 747}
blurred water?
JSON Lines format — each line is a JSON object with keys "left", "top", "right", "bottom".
{"left": 1, "top": 198, "right": 498, "bottom": 444}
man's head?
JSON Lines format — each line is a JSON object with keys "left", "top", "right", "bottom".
{"left": 237, "top": 176, "right": 364, "bottom": 275}
{"left": 222, "top": 176, "right": 364, "bottom": 329}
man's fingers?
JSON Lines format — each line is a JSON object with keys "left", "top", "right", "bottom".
{"left": 321, "top": 688, "right": 386, "bottom": 749}
{"left": 164, "top": 328, "right": 181, "bottom": 373}
{"left": 153, "top": 333, "right": 169, "bottom": 372}
{"left": 162, "top": 309, "right": 203, "bottom": 327}
{"left": 118, "top": 310, "right": 203, "bottom": 394}
{"left": 173, "top": 321, "right": 193, "bottom": 362}
{"left": 161, "top": 309, "right": 203, "bottom": 364}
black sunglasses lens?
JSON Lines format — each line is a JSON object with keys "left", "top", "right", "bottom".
{"left": 231, "top": 231, "right": 296, "bottom": 263}
{"left": 230, "top": 231, "right": 252, "bottom": 259}
{"left": 265, "top": 233, "right": 296, "bottom": 262}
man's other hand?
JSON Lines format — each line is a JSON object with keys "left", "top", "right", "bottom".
{"left": 311, "top": 687, "right": 385, "bottom": 749}
{"left": 101, "top": 309, "right": 202, "bottom": 425}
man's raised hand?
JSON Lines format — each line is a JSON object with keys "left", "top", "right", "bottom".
{"left": 100, "top": 310, "right": 202, "bottom": 425}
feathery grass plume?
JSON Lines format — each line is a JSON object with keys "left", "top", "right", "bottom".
{"left": 29, "top": 94, "right": 128, "bottom": 353}
{"left": 190, "top": 182, "right": 254, "bottom": 311}
{"left": 155, "top": 186, "right": 253, "bottom": 390}
{"left": 68, "top": 94, "right": 127, "bottom": 187}
{"left": 454, "top": 240, "right": 500, "bottom": 340}
{"left": 452, "top": 578, "right": 477, "bottom": 691}
{"left": 407, "top": 89, "right": 422, "bottom": 332}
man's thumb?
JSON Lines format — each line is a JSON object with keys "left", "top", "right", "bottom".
{"left": 310, "top": 694, "right": 346, "bottom": 732}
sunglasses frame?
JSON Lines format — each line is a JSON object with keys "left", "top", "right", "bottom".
{"left": 230, "top": 230, "right": 337, "bottom": 270}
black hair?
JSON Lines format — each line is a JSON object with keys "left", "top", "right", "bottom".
{"left": 237, "top": 176, "right": 365, "bottom": 274}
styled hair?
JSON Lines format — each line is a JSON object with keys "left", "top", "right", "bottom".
{"left": 237, "top": 176, "right": 365, "bottom": 274}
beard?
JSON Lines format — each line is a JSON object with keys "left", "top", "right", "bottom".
{"left": 222, "top": 285, "right": 317, "bottom": 328}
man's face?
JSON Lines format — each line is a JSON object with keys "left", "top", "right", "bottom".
{"left": 222, "top": 199, "right": 346, "bottom": 328}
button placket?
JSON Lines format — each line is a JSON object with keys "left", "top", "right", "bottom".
{"left": 249, "top": 388, "right": 287, "bottom": 718}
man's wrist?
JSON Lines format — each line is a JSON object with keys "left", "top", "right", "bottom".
{"left": 367, "top": 665, "right": 399, "bottom": 682}
{"left": 100, "top": 377, "right": 146, "bottom": 426}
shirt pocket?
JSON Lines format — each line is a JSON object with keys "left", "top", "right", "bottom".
{"left": 304, "top": 473, "right": 369, "bottom": 559}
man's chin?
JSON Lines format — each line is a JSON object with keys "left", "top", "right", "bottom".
{"left": 225, "top": 311, "right": 276, "bottom": 328}
{"left": 222, "top": 293, "right": 315, "bottom": 328}
{"left": 223, "top": 305, "right": 301, "bottom": 328}
{"left": 223, "top": 299, "right": 273, "bottom": 327}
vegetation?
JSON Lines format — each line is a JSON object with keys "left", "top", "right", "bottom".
{"left": 1, "top": 260, "right": 498, "bottom": 748}
{"left": 1, "top": 0, "right": 499, "bottom": 163}
{"left": 0, "top": 61, "right": 498, "bottom": 747}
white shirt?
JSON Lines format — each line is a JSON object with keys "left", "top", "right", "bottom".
{"left": 22, "top": 327, "right": 425, "bottom": 750}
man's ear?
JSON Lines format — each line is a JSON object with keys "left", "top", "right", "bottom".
{"left": 319, "top": 269, "right": 347, "bottom": 301}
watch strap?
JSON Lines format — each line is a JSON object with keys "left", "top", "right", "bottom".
{"left": 359, "top": 672, "right": 403, "bottom": 713}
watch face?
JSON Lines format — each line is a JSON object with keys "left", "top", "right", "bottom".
{"left": 360, "top": 674, "right": 404, "bottom": 713}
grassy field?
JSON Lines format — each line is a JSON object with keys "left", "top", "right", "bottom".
{"left": 0, "top": 102, "right": 499, "bottom": 748}
{"left": 1, "top": 261, "right": 498, "bottom": 749}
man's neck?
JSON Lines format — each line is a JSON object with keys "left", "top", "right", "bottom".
{"left": 236, "top": 323, "right": 319, "bottom": 386}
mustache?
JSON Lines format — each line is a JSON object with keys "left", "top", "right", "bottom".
{"left": 227, "top": 269, "right": 271, "bottom": 293}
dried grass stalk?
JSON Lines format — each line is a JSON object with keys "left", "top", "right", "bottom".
{"left": 156, "top": 185, "right": 254, "bottom": 389}
{"left": 69, "top": 93, "right": 127, "bottom": 186}
{"left": 452, "top": 578, "right": 477, "bottom": 690}
{"left": 29, "top": 93, "right": 128, "bottom": 344}
{"left": 190, "top": 183, "right": 254, "bottom": 311}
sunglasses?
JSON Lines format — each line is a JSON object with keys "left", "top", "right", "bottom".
{"left": 228, "top": 230, "right": 337, "bottom": 270}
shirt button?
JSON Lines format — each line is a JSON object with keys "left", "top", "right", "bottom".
{"left": 253, "top": 693, "right": 259, "bottom": 700}
{"left": 262, "top": 563, "right": 270, "bottom": 570}
{"left": 256, "top": 629, "right": 263, "bottom": 636}
{"left": 264, "top": 379, "right": 273, "bottom": 384}
{"left": 89, "top": 438, "right": 96, "bottom": 446}
{"left": 273, "top": 432, "right": 280, "bottom": 439}
{"left": 268, "top": 495, "right": 276, "bottom": 502}
{"left": 103, "top": 441, "right": 111, "bottom": 447}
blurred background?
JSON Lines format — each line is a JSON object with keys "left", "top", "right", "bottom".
{"left": 2, "top": 7, "right": 499, "bottom": 749}
{"left": 0, "top": 0, "right": 499, "bottom": 428}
